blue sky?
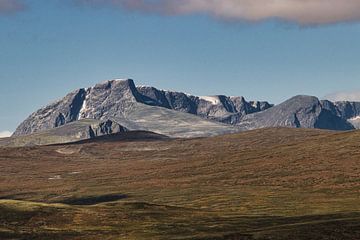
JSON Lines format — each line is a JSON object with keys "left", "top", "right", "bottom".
{"left": 1, "top": 0, "right": 360, "bottom": 135}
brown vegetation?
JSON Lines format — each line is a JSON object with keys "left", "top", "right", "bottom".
{"left": 0, "top": 128, "right": 360, "bottom": 239}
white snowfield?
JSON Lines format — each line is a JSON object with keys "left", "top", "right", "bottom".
{"left": 199, "top": 96, "right": 220, "bottom": 105}
{"left": 251, "top": 101, "right": 259, "bottom": 108}
{"left": 78, "top": 88, "right": 91, "bottom": 120}
{"left": 78, "top": 98, "right": 88, "bottom": 120}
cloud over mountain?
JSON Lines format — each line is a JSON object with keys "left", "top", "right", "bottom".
{"left": 324, "top": 90, "right": 360, "bottom": 102}
{"left": 0, "top": 131, "right": 12, "bottom": 138}
{"left": 75, "top": 0, "right": 360, "bottom": 25}
{"left": 0, "top": 0, "right": 25, "bottom": 14}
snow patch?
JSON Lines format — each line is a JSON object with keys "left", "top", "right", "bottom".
{"left": 78, "top": 90, "right": 89, "bottom": 120}
{"left": 350, "top": 116, "right": 360, "bottom": 121}
{"left": 251, "top": 101, "right": 258, "bottom": 108}
{"left": 199, "top": 96, "right": 220, "bottom": 105}
{"left": 48, "top": 175, "right": 62, "bottom": 180}
{"left": 113, "top": 78, "right": 129, "bottom": 82}
{"left": 137, "top": 85, "right": 151, "bottom": 88}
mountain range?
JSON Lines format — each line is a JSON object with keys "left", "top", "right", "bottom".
{"left": 8, "top": 78, "right": 360, "bottom": 146}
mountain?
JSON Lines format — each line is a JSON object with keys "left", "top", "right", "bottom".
{"left": 12, "top": 79, "right": 360, "bottom": 143}
{"left": 238, "top": 95, "right": 355, "bottom": 130}
{"left": 13, "top": 79, "right": 270, "bottom": 138}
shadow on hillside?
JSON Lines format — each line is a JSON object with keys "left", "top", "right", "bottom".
{"left": 59, "top": 194, "right": 127, "bottom": 205}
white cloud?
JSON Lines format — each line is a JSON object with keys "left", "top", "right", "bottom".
{"left": 0, "top": 0, "right": 25, "bottom": 14}
{"left": 323, "top": 90, "right": 360, "bottom": 102}
{"left": 75, "top": 0, "right": 360, "bottom": 25}
{"left": 0, "top": 131, "right": 12, "bottom": 138}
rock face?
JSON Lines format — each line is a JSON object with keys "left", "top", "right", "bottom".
{"left": 136, "top": 86, "right": 272, "bottom": 122}
{"left": 13, "top": 79, "right": 270, "bottom": 137}
{"left": 238, "top": 95, "right": 355, "bottom": 131}
{"left": 13, "top": 80, "right": 139, "bottom": 136}
{"left": 321, "top": 100, "right": 360, "bottom": 120}
{"left": 13, "top": 89, "right": 87, "bottom": 136}
{"left": 90, "top": 119, "right": 127, "bottom": 138}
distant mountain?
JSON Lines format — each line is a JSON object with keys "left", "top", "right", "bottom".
{"left": 12, "top": 79, "right": 360, "bottom": 144}
{"left": 237, "top": 95, "right": 355, "bottom": 131}
{"left": 13, "top": 79, "right": 269, "bottom": 138}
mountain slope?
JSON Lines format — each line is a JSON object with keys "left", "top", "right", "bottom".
{"left": 13, "top": 88, "right": 87, "bottom": 136}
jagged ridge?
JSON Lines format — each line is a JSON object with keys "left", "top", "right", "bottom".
{"left": 13, "top": 79, "right": 271, "bottom": 136}
{"left": 13, "top": 79, "right": 360, "bottom": 139}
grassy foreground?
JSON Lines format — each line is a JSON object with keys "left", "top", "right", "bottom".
{"left": 0, "top": 128, "right": 360, "bottom": 239}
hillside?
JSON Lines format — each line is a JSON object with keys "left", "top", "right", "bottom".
{"left": 0, "top": 128, "right": 360, "bottom": 239}
{"left": 0, "top": 119, "right": 128, "bottom": 147}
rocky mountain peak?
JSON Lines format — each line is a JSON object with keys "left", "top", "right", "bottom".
{"left": 238, "top": 95, "right": 354, "bottom": 130}
{"left": 14, "top": 78, "right": 271, "bottom": 136}
{"left": 15, "top": 78, "right": 360, "bottom": 139}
